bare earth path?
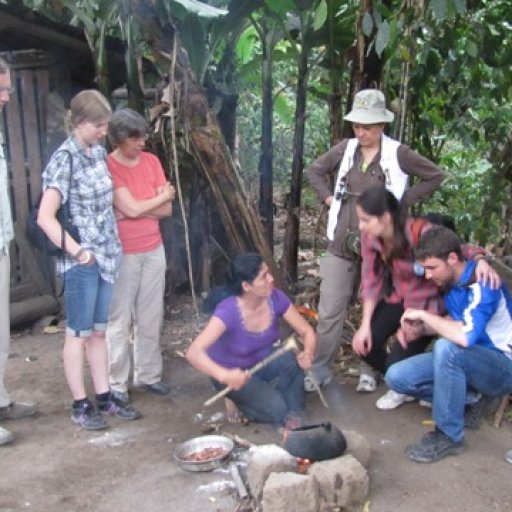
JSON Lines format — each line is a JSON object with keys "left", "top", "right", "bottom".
{"left": 1, "top": 306, "right": 511, "bottom": 512}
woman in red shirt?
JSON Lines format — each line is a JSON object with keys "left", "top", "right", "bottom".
{"left": 106, "top": 109, "right": 175, "bottom": 405}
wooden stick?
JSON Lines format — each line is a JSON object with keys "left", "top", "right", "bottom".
{"left": 306, "top": 371, "right": 329, "bottom": 409}
{"left": 168, "top": 31, "right": 199, "bottom": 317}
{"left": 493, "top": 394, "right": 510, "bottom": 428}
{"left": 223, "top": 432, "right": 255, "bottom": 449}
{"left": 204, "top": 335, "right": 299, "bottom": 407}
{"left": 229, "top": 462, "right": 249, "bottom": 500}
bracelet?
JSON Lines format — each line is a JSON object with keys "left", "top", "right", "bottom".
{"left": 80, "top": 251, "right": 92, "bottom": 265}
{"left": 74, "top": 247, "right": 85, "bottom": 260}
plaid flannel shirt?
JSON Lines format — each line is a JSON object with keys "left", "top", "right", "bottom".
{"left": 360, "top": 219, "right": 486, "bottom": 314}
{"left": 42, "top": 136, "right": 121, "bottom": 282}
{"left": 360, "top": 219, "right": 444, "bottom": 314}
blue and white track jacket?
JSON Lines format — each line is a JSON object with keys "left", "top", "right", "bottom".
{"left": 444, "top": 260, "right": 512, "bottom": 358}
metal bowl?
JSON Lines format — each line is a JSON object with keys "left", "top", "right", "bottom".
{"left": 173, "top": 435, "right": 234, "bottom": 472}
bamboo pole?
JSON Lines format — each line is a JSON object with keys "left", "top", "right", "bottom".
{"left": 168, "top": 31, "right": 199, "bottom": 317}
{"left": 204, "top": 335, "right": 299, "bottom": 407}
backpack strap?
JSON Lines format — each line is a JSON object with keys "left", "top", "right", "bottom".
{"left": 410, "top": 217, "right": 428, "bottom": 248}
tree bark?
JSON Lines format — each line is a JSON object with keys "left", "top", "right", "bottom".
{"left": 343, "top": 0, "right": 390, "bottom": 138}
{"left": 258, "top": 19, "right": 275, "bottom": 250}
{"left": 282, "top": 38, "right": 310, "bottom": 283}
{"left": 130, "top": 0, "right": 287, "bottom": 292}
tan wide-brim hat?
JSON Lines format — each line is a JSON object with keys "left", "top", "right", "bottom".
{"left": 344, "top": 88, "right": 394, "bottom": 124}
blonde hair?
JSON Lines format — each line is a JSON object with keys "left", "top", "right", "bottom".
{"left": 69, "top": 89, "right": 111, "bottom": 128}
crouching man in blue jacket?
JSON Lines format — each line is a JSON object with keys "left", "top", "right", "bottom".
{"left": 385, "top": 226, "right": 512, "bottom": 463}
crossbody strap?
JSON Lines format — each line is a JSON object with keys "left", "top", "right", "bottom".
{"left": 58, "top": 149, "right": 74, "bottom": 256}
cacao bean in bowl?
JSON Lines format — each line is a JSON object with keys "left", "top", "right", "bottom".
{"left": 174, "top": 435, "right": 234, "bottom": 472}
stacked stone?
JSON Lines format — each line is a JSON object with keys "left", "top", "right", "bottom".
{"left": 246, "top": 430, "right": 371, "bottom": 512}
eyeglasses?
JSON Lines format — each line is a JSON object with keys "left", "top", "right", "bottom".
{"left": 0, "top": 86, "right": 15, "bottom": 94}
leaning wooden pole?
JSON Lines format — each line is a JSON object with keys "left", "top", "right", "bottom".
{"left": 168, "top": 31, "right": 199, "bottom": 316}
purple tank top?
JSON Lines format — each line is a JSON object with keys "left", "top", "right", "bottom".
{"left": 207, "top": 288, "right": 292, "bottom": 369}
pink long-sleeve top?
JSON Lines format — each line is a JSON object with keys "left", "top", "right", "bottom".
{"left": 360, "top": 219, "right": 486, "bottom": 315}
{"left": 360, "top": 219, "right": 443, "bottom": 314}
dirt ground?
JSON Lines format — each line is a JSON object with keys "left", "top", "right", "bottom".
{"left": 1, "top": 299, "right": 511, "bottom": 512}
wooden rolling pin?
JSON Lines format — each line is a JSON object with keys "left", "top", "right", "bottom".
{"left": 203, "top": 335, "right": 299, "bottom": 407}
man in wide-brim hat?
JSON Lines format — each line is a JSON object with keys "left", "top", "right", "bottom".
{"left": 307, "top": 88, "right": 444, "bottom": 410}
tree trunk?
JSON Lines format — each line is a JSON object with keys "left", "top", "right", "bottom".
{"left": 258, "top": 20, "right": 275, "bottom": 250}
{"left": 206, "top": 37, "right": 239, "bottom": 154}
{"left": 282, "top": 41, "right": 310, "bottom": 283}
{"left": 343, "top": 0, "right": 389, "bottom": 138}
{"left": 130, "top": 0, "right": 287, "bottom": 292}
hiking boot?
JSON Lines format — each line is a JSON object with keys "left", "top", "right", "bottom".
{"left": 0, "top": 425, "right": 14, "bottom": 445}
{"left": 96, "top": 393, "right": 141, "bottom": 421}
{"left": 464, "top": 395, "right": 499, "bottom": 430}
{"left": 356, "top": 373, "right": 377, "bottom": 393}
{"left": 0, "top": 401, "right": 37, "bottom": 420}
{"left": 376, "top": 389, "right": 415, "bottom": 410}
{"left": 406, "top": 429, "right": 465, "bottom": 463}
{"left": 71, "top": 400, "right": 108, "bottom": 431}
{"left": 134, "top": 381, "right": 170, "bottom": 396}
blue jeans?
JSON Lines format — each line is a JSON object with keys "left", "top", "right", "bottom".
{"left": 212, "top": 351, "right": 305, "bottom": 425}
{"left": 385, "top": 339, "right": 512, "bottom": 442}
{"left": 64, "top": 263, "right": 113, "bottom": 337}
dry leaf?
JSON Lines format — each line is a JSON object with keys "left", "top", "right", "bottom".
{"left": 43, "top": 325, "right": 63, "bottom": 334}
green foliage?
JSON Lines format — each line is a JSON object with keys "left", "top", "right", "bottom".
{"left": 391, "top": 0, "right": 512, "bottom": 244}
{"left": 312, "top": 0, "right": 328, "bottom": 30}
{"left": 10, "top": 0, "right": 512, "bottom": 248}
{"left": 235, "top": 26, "right": 260, "bottom": 65}
{"left": 374, "top": 19, "right": 390, "bottom": 57}
{"left": 237, "top": 55, "right": 329, "bottom": 197}
{"left": 429, "top": 0, "right": 467, "bottom": 20}
{"left": 265, "top": 0, "right": 297, "bottom": 17}
{"left": 168, "top": 0, "right": 228, "bottom": 19}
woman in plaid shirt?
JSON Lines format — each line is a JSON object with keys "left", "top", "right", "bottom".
{"left": 37, "top": 90, "right": 140, "bottom": 430}
{"left": 352, "top": 187, "right": 498, "bottom": 410}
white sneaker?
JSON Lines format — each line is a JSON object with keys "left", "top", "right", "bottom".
{"left": 419, "top": 399, "right": 432, "bottom": 408}
{"left": 356, "top": 373, "right": 377, "bottom": 393}
{"left": 0, "top": 425, "right": 14, "bottom": 446}
{"left": 506, "top": 450, "right": 512, "bottom": 464}
{"left": 376, "top": 390, "right": 415, "bottom": 410}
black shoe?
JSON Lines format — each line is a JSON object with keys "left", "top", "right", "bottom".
{"left": 71, "top": 400, "right": 108, "bottom": 431}
{"left": 96, "top": 393, "right": 141, "bottom": 421}
{"left": 134, "top": 381, "right": 170, "bottom": 395}
{"left": 464, "top": 395, "right": 499, "bottom": 430}
{"left": 406, "top": 429, "right": 465, "bottom": 463}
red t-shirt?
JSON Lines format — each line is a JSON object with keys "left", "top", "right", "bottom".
{"left": 107, "top": 152, "right": 167, "bottom": 254}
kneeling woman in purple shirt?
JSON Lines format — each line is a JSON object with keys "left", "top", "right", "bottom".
{"left": 186, "top": 253, "right": 317, "bottom": 427}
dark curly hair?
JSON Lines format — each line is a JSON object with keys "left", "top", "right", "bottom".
{"left": 202, "top": 253, "right": 263, "bottom": 313}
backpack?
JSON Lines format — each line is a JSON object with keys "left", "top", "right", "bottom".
{"left": 26, "top": 150, "right": 80, "bottom": 257}
{"left": 409, "top": 217, "right": 429, "bottom": 249}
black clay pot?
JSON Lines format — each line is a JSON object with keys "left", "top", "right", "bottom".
{"left": 283, "top": 422, "right": 347, "bottom": 461}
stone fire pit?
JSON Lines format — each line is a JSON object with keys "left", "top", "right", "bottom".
{"left": 245, "top": 430, "right": 371, "bottom": 512}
